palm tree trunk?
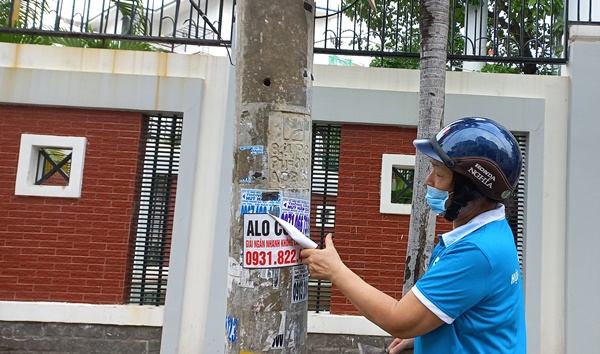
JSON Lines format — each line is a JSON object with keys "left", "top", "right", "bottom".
{"left": 403, "top": 0, "right": 449, "bottom": 296}
{"left": 10, "top": 0, "right": 20, "bottom": 26}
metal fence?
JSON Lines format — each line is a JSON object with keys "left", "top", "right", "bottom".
{"left": 0, "top": 0, "right": 236, "bottom": 53}
{"left": 0, "top": 0, "right": 595, "bottom": 65}
{"left": 129, "top": 114, "right": 182, "bottom": 306}
{"left": 309, "top": 123, "right": 340, "bottom": 312}
{"left": 0, "top": 0, "right": 584, "bottom": 66}
{"left": 570, "top": 0, "right": 600, "bottom": 23}
{"left": 316, "top": 0, "right": 571, "bottom": 73}
{"left": 0, "top": 0, "right": 585, "bottom": 65}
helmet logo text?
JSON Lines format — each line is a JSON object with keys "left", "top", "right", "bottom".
{"left": 468, "top": 163, "right": 495, "bottom": 189}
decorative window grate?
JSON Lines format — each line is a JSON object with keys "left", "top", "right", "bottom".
{"left": 508, "top": 134, "right": 528, "bottom": 271}
{"left": 309, "top": 123, "right": 340, "bottom": 312}
{"left": 128, "top": 114, "right": 182, "bottom": 306}
{"left": 15, "top": 134, "right": 86, "bottom": 198}
{"left": 391, "top": 167, "right": 414, "bottom": 204}
{"left": 380, "top": 154, "right": 415, "bottom": 215}
{"left": 35, "top": 148, "right": 72, "bottom": 186}
{"left": 315, "top": 205, "right": 336, "bottom": 228}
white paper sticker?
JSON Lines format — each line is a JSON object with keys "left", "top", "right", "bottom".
{"left": 269, "top": 215, "right": 318, "bottom": 249}
{"left": 291, "top": 265, "right": 309, "bottom": 303}
{"left": 240, "top": 189, "right": 281, "bottom": 215}
{"left": 280, "top": 197, "right": 310, "bottom": 236}
{"left": 243, "top": 214, "right": 303, "bottom": 268}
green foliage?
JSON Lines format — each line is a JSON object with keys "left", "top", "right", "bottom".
{"left": 0, "top": 0, "right": 159, "bottom": 51}
{"left": 0, "top": 0, "right": 46, "bottom": 43}
{"left": 480, "top": 63, "right": 521, "bottom": 74}
{"left": 36, "top": 28, "right": 160, "bottom": 51}
{"left": 343, "top": 0, "right": 565, "bottom": 74}
{"left": 0, "top": 0, "right": 47, "bottom": 28}
{"left": 110, "top": 0, "right": 148, "bottom": 35}
{"left": 35, "top": 34, "right": 103, "bottom": 48}
{"left": 391, "top": 169, "right": 414, "bottom": 204}
{"left": 0, "top": 20, "right": 34, "bottom": 42}
{"left": 370, "top": 56, "right": 420, "bottom": 69}
{"left": 343, "top": 0, "right": 420, "bottom": 53}
{"left": 480, "top": 62, "right": 561, "bottom": 75}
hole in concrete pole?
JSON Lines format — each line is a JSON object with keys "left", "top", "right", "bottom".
{"left": 263, "top": 78, "right": 271, "bottom": 86}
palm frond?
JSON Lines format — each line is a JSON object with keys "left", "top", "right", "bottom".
{"left": 111, "top": 0, "right": 148, "bottom": 35}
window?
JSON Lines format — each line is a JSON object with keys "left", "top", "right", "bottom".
{"left": 315, "top": 205, "right": 336, "bottom": 228}
{"left": 380, "top": 154, "right": 415, "bottom": 215}
{"left": 509, "top": 134, "right": 527, "bottom": 270}
{"left": 309, "top": 124, "right": 340, "bottom": 312}
{"left": 128, "top": 114, "right": 182, "bottom": 306}
{"left": 15, "top": 134, "right": 86, "bottom": 198}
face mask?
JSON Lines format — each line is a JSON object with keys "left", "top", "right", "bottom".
{"left": 425, "top": 186, "right": 450, "bottom": 215}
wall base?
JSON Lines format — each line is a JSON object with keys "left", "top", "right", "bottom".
{"left": 0, "top": 322, "right": 161, "bottom": 354}
{"left": 0, "top": 322, "right": 408, "bottom": 354}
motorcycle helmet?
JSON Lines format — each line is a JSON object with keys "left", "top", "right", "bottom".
{"left": 413, "top": 117, "right": 523, "bottom": 219}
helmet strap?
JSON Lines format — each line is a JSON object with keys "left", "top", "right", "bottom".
{"left": 444, "top": 195, "right": 472, "bottom": 221}
{"left": 443, "top": 174, "right": 483, "bottom": 222}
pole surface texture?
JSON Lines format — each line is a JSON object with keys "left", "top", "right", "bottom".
{"left": 226, "top": 1, "right": 315, "bottom": 353}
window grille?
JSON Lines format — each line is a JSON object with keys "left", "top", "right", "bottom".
{"left": 315, "top": 205, "right": 336, "bottom": 228}
{"left": 35, "top": 148, "right": 72, "bottom": 186}
{"left": 508, "top": 134, "right": 528, "bottom": 271}
{"left": 309, "top": 123, "right": 340, "bottom": 312}
{"left": 128, "top": 114, "right": 182, "bottom": 306}
{"left": 391, "top": 167, "right": 414, "bottom": 204}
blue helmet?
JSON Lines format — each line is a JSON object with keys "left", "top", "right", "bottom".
{"left": 413, "top": 117, "right": 522, "bottom": 201}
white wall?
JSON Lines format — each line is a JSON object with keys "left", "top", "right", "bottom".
{"left": 311, "top": 64, "right": 568, "bottom": 354}
{"left": 0, "top": 43, "right": 233, "bottom": 354}
{"left": 564, "top": 25, "right": 600, "bottom": 354}
{"left": 0, "top": 42, "right": 571, "bottom": 354}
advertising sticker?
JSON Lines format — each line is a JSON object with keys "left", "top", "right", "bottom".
{"left": 280, "top": 197, "right": 310, "bottom": 236}
{"left": 240, "top": 189, "right": 281, "bottom": 215}
{"left": 243, "top": 213, "right": 302, "bottom": 268}
{"left": 291, "top": 265, "right": 309, "bottom": 303}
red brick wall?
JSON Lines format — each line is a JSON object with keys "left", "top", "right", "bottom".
{"left": 331, "top": 124, "right": 452, "bottom": 315}
{"left": 0, "top": 104, "right": 143, "bottom": 304}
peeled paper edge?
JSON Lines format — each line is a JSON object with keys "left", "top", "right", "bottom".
{"left": 268, "top": 214, "right": 318, "bottom": 249}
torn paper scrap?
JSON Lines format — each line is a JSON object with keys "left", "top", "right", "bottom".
{"left": 268, "top": 215, "right": 318, "bottom": 249}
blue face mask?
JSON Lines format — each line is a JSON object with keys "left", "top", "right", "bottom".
{"left": 425, "top": 186, "right": 450, "bottom": 215}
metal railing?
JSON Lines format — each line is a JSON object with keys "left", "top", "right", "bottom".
{"left": 570, "top": 0, "right": 600, "bottom": 23}
{"left": 309, "top": 123, "right": 340, "bottom": 312}
{"left": 129, "top": 114, "right": 182, "bottom": 306}
{"left": 315, "top": 0, "right": 568, "bottom": 71}
{"left": 0, "top": 0, "right": 581, "bottom": 64}
{"left": 0, "top": 0, "right": 235, "bottom": 53}
{"left": 1, "top": 1, "right": 598, "bottom": 68}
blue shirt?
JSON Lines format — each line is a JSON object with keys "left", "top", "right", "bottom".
{"left": 413, "top": 205, "right": 526, "bottom": 353}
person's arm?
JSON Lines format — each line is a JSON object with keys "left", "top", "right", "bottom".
{"left": 301, "top": 234, "right": 444, "bottom": 339}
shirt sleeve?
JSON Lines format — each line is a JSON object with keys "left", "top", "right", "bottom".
{"left": 413, "top": 242, "right": 492, "bottom": 323}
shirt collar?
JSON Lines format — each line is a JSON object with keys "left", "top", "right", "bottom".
{"left": 440, "top": 204, "right": 506, "bottom": 246}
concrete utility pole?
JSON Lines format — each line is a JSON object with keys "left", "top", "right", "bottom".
{"left": 226, "top": 1, "right": 315, "bottom": 353}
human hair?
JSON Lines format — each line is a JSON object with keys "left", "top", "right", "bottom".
{"left": 452, "top": 173, "right": 484, "bottom": 203}
{"left": 453, "top": 172, "right": 516, "bottom": 218}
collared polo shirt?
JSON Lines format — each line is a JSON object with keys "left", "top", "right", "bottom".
{"left": 412, "top": 205, "right": 526, "bottom": 353}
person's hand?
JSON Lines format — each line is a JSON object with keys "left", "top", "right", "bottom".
{"left": 387, "top": 338, "right": 414, "bottom": 354}
{"left": 301, "top": 233, "right": 345, "bottom": 281}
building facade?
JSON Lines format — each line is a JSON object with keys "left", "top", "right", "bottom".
{"left": 0, "top": 23, "right": 597, "bottom": 353}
